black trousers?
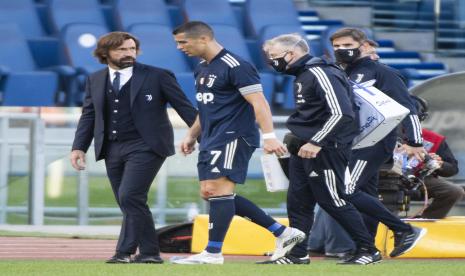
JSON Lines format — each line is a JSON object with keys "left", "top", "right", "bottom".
{"left": 104, "top": 137, "right": 166, "bottom": 255}
{"left": 287, "top": 147, "right": 375, "bottom": 257}
{"left": 347, "top": 138, "right": 410, "bottom": 237}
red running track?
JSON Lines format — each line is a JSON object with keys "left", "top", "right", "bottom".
{"left": 0, "top": 237, "right": 269, "bottom": 262}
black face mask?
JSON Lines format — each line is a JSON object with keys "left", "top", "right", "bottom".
{"left": 335, "top": 48, "right": 361, "bottom": 64}
{"left": 269, "top": 52, "right": 289, "bottom": 73}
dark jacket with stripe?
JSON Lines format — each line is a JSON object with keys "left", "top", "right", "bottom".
{"left": 345, "top": 57, "right": 423, "bottom": 147}
{"left": 286, "top": 55, "right": 359, "bottom": 148}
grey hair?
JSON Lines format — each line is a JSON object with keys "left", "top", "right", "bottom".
{"left": 263, "top": 33, "right": 309, "bottom": 54}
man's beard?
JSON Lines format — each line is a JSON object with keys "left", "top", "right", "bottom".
{"left": 109, "top": 56, "right": 135, "bottom": 69}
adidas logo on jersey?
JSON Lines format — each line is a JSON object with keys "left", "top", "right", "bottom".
{"left": 196, "top": 92, "right": 214, "bottom": 104}
{"left": 309, "top": 171, "right": 319, "bottom": 177}
{"left": 211, "top": 167, "right": 220, "bottom": 173}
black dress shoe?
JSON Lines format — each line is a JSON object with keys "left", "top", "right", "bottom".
{"left": 106, "top": 253, "right": 131, "bottom": 264}
{"left": 131, "top": 254, "right": 164, "bottom": 264}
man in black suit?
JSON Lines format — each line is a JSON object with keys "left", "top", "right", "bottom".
{"left": 70, "top": 32, "right": 197, "bottom": 264}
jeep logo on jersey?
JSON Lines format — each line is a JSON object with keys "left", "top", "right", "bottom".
{"left": 206, "top": 74, "right": 217, "bottom": 88}
{"left": 196, "top": 92, "right": 214, "bottom": 104}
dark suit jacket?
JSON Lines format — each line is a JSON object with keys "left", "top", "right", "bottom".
{"left": 72, "top": 62, "right": 197, "bottom": 160}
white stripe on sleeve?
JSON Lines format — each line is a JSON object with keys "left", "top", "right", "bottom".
{"left": 309, "top": 67, "right": 344, "bottom": 143}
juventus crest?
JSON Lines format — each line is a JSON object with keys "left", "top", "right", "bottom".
{"left": 206, "top": 74, "right": 217, "bottom": 88}
{"left": 355, "top": 73, "right": 364, "bottom": 83}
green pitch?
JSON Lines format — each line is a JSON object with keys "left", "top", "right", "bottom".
{"left": 1, "top": 260, "right": 464, "bottom": 276}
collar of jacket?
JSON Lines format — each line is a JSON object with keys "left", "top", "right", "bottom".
{"left": 345, "top": 56, "right": 372, "bottom": 74}
{"left": 285, "top": 54, "right": 312, "bottom": 76}
{"left": 285, "top": 54, "right": 332, "bottom": 76}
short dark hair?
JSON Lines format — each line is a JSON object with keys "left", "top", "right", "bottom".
{"left": 172, "top": 21, "right": 214, "bottom": 39}
{"left": 330, "top": 27, "right": 368, "bottom": 44}
{"left": 93, "top": 32, "right": 140, "bottom": 64}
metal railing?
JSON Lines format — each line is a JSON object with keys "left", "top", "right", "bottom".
{"left": 0, "top": 109, "right": 288, "bottom": 226}
{"left": 0, "top": 112, "right": 46, "bottom": 225}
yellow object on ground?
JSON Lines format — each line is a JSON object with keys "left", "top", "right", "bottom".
{"left": 191, "top": 215, "right": 465, "bottom": 257}
{"left": 191, "top": 215, "right": 288, "bottom": 255}
{"left": 376, "top": 217, "right": 465, "bottom": 258}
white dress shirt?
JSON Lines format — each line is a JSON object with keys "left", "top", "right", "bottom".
{"left": 108, "top": 66, "right": 133, "bottom": 90}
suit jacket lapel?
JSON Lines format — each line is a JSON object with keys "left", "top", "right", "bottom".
{"left": 130, "top": 63, "right": 148, "bottom": 108}
{"left": 93, "top": 69, "right": 108, "bottom": 116}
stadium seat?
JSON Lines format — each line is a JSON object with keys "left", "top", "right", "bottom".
{"left": 61, "top": 23, "right": 108, "bottom": 74}
{"left": 1, "top": 72, "right": 59, "bottom": 106}
{"left": 183, "top": 0, "right": 239, "bottom": 29}
{"left": 129, "top": 24, "right": 191, "bottom": 73}
{"left": 49, "top": 0, "right": 107, "bottom": 33}
{"left": 0, "top": 24, "right": 60, "bottom": 106}
{"left": 115, "top": 0, "right": 172, "bottom": 31}
{"left": 245, "top": 0, "right": 301, "bottom": 37}
{"left": 0, "top": 0, "right": 47, "bottom": 39}
{"left": 259, "top": 72, "right": 275, "bottom": 108}
{"left": 388, "top": 62, "right": 447, "bottom": 72}
{"left": 210, "top": 25, "right": 252, "bottom": 63}
{"left": 378, "top": 51, "right": 422, "bottom": 65}
{"left": 260, "top": 25, "right": 306, "bottom": 45}
{"left": 400, "top": 68, "right": 443, "bottom": 87}
{"left": 175, "top": 72, "right": 197, "bottom": 107}
{"left": 61, "top": 23, "right": 108, "bottom": 104}
{"left": 301, "top": 19, "right": 344, "bottom": 40}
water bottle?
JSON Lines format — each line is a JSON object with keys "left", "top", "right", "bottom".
{"left": 404, "top": 156, "right": 420, "bottom": 179}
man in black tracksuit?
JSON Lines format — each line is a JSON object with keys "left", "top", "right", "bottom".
{"left": 330, "top": 27, "right": 427, "bottom": 257}
{"left": 261, "top": 33, "right": 380, "bottom": 265}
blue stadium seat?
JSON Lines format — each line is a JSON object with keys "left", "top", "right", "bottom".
{"left": 61, "top": 23, "right": 108, "bottom": 74}
{"left": 261, "top": 25, "right": 306, "bottom": 44}
{"left": 376, "top": 39, "right": 395, "bottom": 48}
{"left": 210, "top": 25, "right": 252, "bottom": 63}
{"left": 175, "top": 72, "right": 197, "bottom": 107}
{"left": 1, "top": 71, "right": 59, "bottom": 106}
{"left": 60, "top": 23, "right": 108, "bottom": 104}
{"left": 184, "top": 0, "right": 239, "bottom": 29}
{"left": 115, "top": 0, "right": 172, "bottom": 30}
{"left": 378, "top": 51, "right": 422, "bottom": 65}
{"left": 259, "top": 72, "right": 275, "bottom": 107}
{"left": 0, "top": 24, "right": 59, "bottom": 106}
{"left": 129, "top": 24, "right": 191, "bottom": 73}
{"left": 0, "top": 0, "right": 47, "bottom": 39}
{"left": 301, "top": 19, "right": 344, "bottom": 41}
{"left": 49, "top": 0, "right": 107, "bottom": 32}
{"left": 387, "top": 62, "right": 446, "bottom": 71}
{"left": 246, "top": 0, "right": 301, "bottom": 37}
